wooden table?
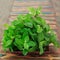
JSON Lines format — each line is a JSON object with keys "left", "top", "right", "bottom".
{"left": 0, "top": 0, "right": 60, "bottom": 60}
{"left": 0, "top": 45, "right": 60, "bottom": 60}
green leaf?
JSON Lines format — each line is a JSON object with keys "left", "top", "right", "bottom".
{"left": 49, "top": 32, "right": 59, "bottom": 47}
{"left": 23, "top": 34, "right": 29, "bottom": 43}
{"left": 24, "top": 22, "right": 33, "bottom": 28}
{"left": 14, "top": 41, "right": 23, "bottom": 50}
{"left": 29, "top": 46, "right": 36, "bottom": 52}
{"left": 24, "top": 41, "right": 36, "bottom": 51}
{"left": 9, "top": 47, "right": 13, "bottom": 52}
{"left": 36, "top": 7, "right": 42, "bottom": 15}
{"left": 14, "top": 37, "right": 24, "bottom": 50}
{"left": 5, "top": 40, "right": 13, "bottom": 47}
{"left": 28, "top": 7, "right": 36, "bottom": 16}
{"left": 38, "top": 33, "right": 44, "bottom": 42}
{"left": 39, "top": 41, "right": 45, "bottom": 55}
{"left": 28, "top": 41, "right": 36, "bottom": 52}
{"left": 28, "top": 7, "right": 42, "bottom": 16}
{"left": 22, "top": 49, "right": 28, "bottom": 56}
{"left": 24, "top": 42, "right": 29, "bottom": 50}
{"left": 24, "top": 35, "right": 29, "bottom": 50}
{"left": 24, "top": 17, "right": 33, "bottom": 28}
{"left": 28, "top": 41, "right": 36, "bottom": 47}
{"left": 37, "top": 25, "right": 43, "bottom": 33}
{"left": 2, "top": 40, "right": 13, "bottom": 51}
{"left": 44, "top": 24, "right": 50, "bottom": 32}
{"left": 17, "top": 14, "right": 24, "bottom": 20}
{"left": 39, "top": 45, "right": 44, "bottom": 55}
{"left": 4, "top": 24, "right": 9, "bottom": 28}
{"left": 15, "top": 35, "right": 21, "bottom": 39}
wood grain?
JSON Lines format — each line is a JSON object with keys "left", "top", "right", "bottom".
{"left": 14, "top": 1, "right": 50, "bottom": 6}
{"left": 0, "top": 46, "right": 60, "bottom": 60}
{"left": 0, "top": 0, "right": 59, "bottom": 60}
{"left": 12, "top": 8, "right": 54, "bottom": 12}
{"left": 8, "top": 0, "right": 57, "bottom": 34}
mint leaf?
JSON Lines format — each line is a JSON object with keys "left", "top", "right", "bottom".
{"left": 22, "top": 49, "right": 28, "bottom": 56}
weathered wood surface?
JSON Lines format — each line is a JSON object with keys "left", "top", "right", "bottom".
{"left": 51, "top": 0, "right": 60, "bottom": 40}
{"left": 0, "top": 0, "right": 60, "bottom": 60}
{"left": 9, "top": 0, "right": 57, "bottom": 31}
{"left": 0, "top": 45, "right": 60, "bottom": 60}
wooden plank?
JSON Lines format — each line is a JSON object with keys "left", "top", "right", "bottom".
{"left": 0, "top": 53, "right": 51, "bottom": 59}
{"left": 9, "top": 15, "right": 56, "bottom": 20}
{"left": 13, "top": 5, "right": 51, "bottom": 9}
{"left": 13, "top": 5, "right": 52, "bottom": 8}
{"left": 14, "top": 1, "right": 51, "bottom": 6}
{"left": 12, "top": 7, "right": 54, "bottom": 12}
{"left": 10, "top": 14, "right": 55, "bottom": 17}
{"left": 13, "top": 5, "right": 53, "bottom": 9}
{"left": 40, "top": 14, "right": 55, "bottom": 17}
{"left": 41, "top": 16, "right": 55, "bottom": 20}
{"left": 14, "top": 0, "right": 49, "bottom": 3}
{"left": 0, "top": 46, "right": 60, "bottom": 59}
{"left": 50, "top": 25, "right": 57, "bottom": 29}
{"left": 15, "top": 0, "right": 49, "bottom": 2}
{"left": 56, "top": 13, "right": 60, "bottom": 16}
{"left": 10, "top": 11, "right": 55, "bottom": 15}
{"left": 46, "top": 20, "right": 56, "bottom": 25}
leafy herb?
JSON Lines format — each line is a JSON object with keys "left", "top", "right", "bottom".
{"left": 2, "top": 7, "right": 59, "bottom": 56}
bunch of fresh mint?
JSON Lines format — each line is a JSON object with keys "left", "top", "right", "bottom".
{"left": 2, "top": 7, "right": 59, "bottom": 55}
